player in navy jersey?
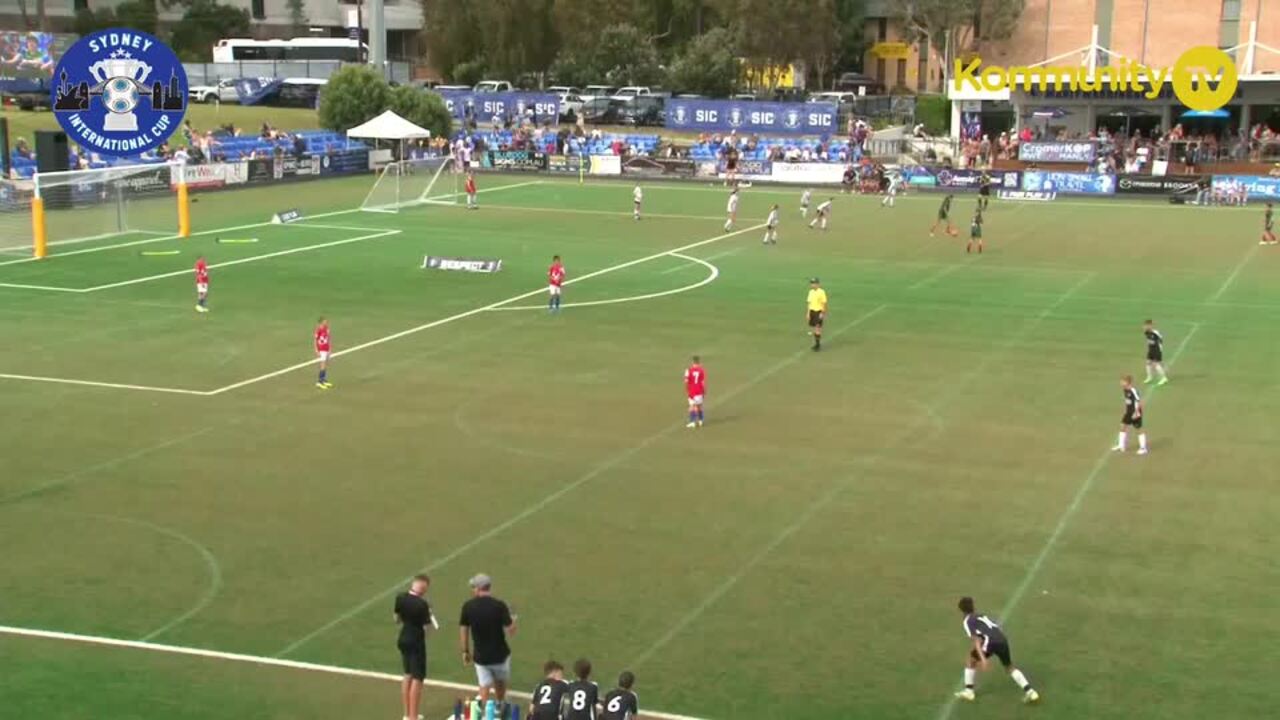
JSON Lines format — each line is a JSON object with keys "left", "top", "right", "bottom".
{"left": 562, "top": 658, "right": 600, "bottom": 720}
{"left": 529, "top": 660, "right": 569, "bottom": 720}
{"left": 1113, "top": 374, "right": 1148, "bottom": 455}
{"left": 1143, "top": 319, "right": 1168, "bottom": 385}
{"left": 954, "top": 596, "right": 1039, "bottom": 704}
{"left": 601, "top": 671, "right": 638, "bottom": 720}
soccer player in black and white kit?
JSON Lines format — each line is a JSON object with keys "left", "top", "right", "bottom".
{"left": 529, "top": 660, "right": 569, "bottom": 720}
{"left": 954, "top": 596, "right": 1040, "bottom": 705}
{"left": 1113, "top": 374, "right": 1148, "bottom": 454}
{"left": 1143, "top": 319, "right": 1169, "bottom": 385}
{"left": 563, "top": 658, "right": 601, "bottom": 720}
{"left": 601, "top": 671, "right": 639, "bottom": 720}
{"left": 808, "top": 197, "right": 833, "bottom": 231}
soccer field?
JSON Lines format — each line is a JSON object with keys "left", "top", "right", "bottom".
{"left": 1, "top": 175, "right": 1276, "bottom": 720}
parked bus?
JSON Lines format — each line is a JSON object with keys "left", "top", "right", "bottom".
{"left": 212, "top": 38, "right": 366, "bottom": 63}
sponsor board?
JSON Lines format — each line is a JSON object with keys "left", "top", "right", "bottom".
{"left": 666, "top": 99, "right": 838, "bottom": 135}
{"left": 483, "top": 150, "right": 546, "bottom": 172}
{"left": 1115, "top": 174, "right": 1204, "bottom": 194}
{"left": 997, "top": 189, "right": 1057, "bottom": 201}
{"left": 272, "top": 208, "right": 303, "bottom": 224}
{"left": 1211, "top": 175, "right": 1280, "bottom": 199}
{"left": 177, "top": 162, "right": 246, "bottom": 190}
{"left": 547, "top": 154, "right": 589, "bottom": 173}
{"left": 421, "top": 256, "right": 503, "bottom": 273}
{"left": 245, "top": 158, "right": 274, "bottom": 184}
{"left": 1018, "top": 141, "right": 1098, "bottom": 163}
{"left": 273, "top": 155, "right": 321, "bottom": 180}
{"left": 589, "top": 155, "right": 622, "bottom": 176}
{"left": 1022, "top": 170, "right": 1115, "bottom": 195}
{"left": 319, "top": 149, "right": 371, "bottom": 175}
{"left": 768, "top": 162, "right": 845, "bottom": 185}
{"left": 436, "top": 90, "right": 560, "bottom": 124}
{"left": 902, "top": 167, "right": 1020, "bottom": 189}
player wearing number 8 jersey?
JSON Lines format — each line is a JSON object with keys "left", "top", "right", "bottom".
{"left": 563, "top": 658, "right": 600, "bottom": 720}
{"left": 529, "top": 660, "right": 569, "bottom": 720}
{"left": 601, "top": 672, "right": 638, "bottom": 720}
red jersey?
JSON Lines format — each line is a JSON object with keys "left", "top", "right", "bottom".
{"left": 195, "top": 259, "right": 209, "bottom": 285}
{"left": 684, "top": 363, "right": 706, "bottom": 397}
{"left": 314, "top": 324, "right": 331, "bottom": 352}
{"left": 465, "top": 176, "right": 477, "bottom": 194}
{"left": 548, "top": 262, "right": 565, "bottom": 287}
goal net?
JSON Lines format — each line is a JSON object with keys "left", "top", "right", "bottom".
{"left": 360, "top": 156, "right": 458, "bottom": 213}
{"left": 1, "top": 162, "right": 183, "bottom": 257}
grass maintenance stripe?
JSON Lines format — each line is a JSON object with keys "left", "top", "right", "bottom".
{"left": 0, "top": 625, "right": 706, "bottom": 720}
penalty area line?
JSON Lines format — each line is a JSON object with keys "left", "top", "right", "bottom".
{"left": 0, "top": 372, "right": 208, "bottom": 396}
{"left": 0, "top": 625, "right": 707, "bottom": 720}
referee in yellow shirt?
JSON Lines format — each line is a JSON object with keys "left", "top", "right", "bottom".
{"left": 806, "top": 277, "right": 828, "bottom": 351}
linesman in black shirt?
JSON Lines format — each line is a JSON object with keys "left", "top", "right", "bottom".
{"left": 954, "top": 596, "right": 1039, "bottom": 704}
{"left": 393, "top": 574, "right": 435, "bottom": 720}
{"left": 529, "top": 660, "right": 569, "bottom": 720}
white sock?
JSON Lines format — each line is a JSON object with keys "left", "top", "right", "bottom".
{"left": 1158, "top": 365, "right": 1167, "bottom": 380}
{"left": 1117, "top": 431, "right": 1127, "bottom": 449}
{"left": 1010, "top": 669, "right": 1031, "bottom": 690}
{"left": 1139, "top": 433, "right": 1147, "bottom": 451}
{"left": 724, "top": 220, "right": 732, "bottom": 230}
{"left": 809, "top": 220, "right": 816, "bottom": 227}
{"left": 963, "top": 668, "right": 976, "bottom": 687}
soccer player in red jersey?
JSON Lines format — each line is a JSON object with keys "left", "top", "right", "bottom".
{"left": 684, "top": 356, "right": 706, "bottom": 428}
{"left": 548, "top": 255, "right": 565, "bottom": 312}
{"left": 315, "top": 317, "right": 333, "bottom": 389}
{"left": 465, "top": 172, "right": 478, "bottom": 210}
{"left": 194, "top": 255, "right": 209, "bottom": 313}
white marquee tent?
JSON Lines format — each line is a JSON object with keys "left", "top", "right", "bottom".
{"left": 345, "top": 110, "right": 432, "bottom": 161}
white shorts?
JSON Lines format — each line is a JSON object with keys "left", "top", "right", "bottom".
{"left": 549, "top": 284, "right": 562, "bottom": 296}
{"left": 196, "top": 283, "right": 208, "bottom": 294}
{"left": 474, "top": 657, "right": 511, "bottom": 687}
{"left": 687, "top": 394, "right": 704, "bottom": 406}
{"left": 317, "top": 351, "right": 330, "bottom": 362}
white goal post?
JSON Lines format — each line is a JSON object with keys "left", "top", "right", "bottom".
{"left": 360, "top": 156, "right": 459, "bottom": 213}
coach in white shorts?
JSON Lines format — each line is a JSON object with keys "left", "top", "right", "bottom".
{"left": 459, "top": 573, "right": 517, "bottom": 717}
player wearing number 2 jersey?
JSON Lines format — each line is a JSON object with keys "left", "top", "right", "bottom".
{"left": 601, "top": 672, "right": 638, "bottom": 720}
{"left": 563, "top": 658, "right": 600, "bottom": 720}
{"left": 529, "top": 660, "right": 569, "bottom": 720}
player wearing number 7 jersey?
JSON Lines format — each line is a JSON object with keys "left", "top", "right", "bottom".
{"left": 529, "top": 660, "right": 569, "bottom": 720}
{"left": 563, "top": 658, "right": 601, "bottom": 720}
{"left": 601, "top": 672, "right": 638, "bottom": 720}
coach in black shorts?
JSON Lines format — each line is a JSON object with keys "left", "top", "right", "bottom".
{"left": 395, "top": 574, "right": 434, "bottom": 720}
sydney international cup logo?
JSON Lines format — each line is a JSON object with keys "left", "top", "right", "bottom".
{"left": 52, "top": 29, "right": 186, "bottom": 157}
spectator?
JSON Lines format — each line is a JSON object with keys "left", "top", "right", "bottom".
{"left": 395, "top": 575, "right": 434, "bottom": 720}
{"left": 459, "top": 574, "right": 516, "bottom": 720}
{"left": 14, "top": 138, "right": 32, "bottom": 160}
{"left": 181, "top": 119, "right": 194, "bottom": 146}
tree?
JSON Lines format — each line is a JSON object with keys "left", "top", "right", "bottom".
{"left": 553, "top": 0, "right": 637, "bottom": 49}
{"left": 668, "top": 27, "right": 739, "bottom": 96}
{"left": 974, "top": 0, "right": 1024, "bottom": 42}
{"left": 594, "top": 23, "right": 665, "bottom": 86}
{"left": 473, "top": 0, "right": 557, "bottom": 80}
{"left": 388, "top": 84, "right": 453, "bottom": 139}
{"left": 732, "top": 0, "right": 831, "bottom": 89}
{"left": 286, "top": 0, "right": 309, "bottom": 37}
{"left": 888, "top": 0, "right": 977, "bottom": 82}
{"left": 169, "top": 0, "right": 249, "bottom": 62}
{"left": 423, "top": 0, "right": 483, "bottom": 81}
{"left": 318, "top": 64, "right": 392, "bottom": 132}
{"left": 833, "top": 0, "right": 869, "bottom": 74}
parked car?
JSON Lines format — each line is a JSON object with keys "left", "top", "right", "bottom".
{"left": 548, "top": 85, "right": 581, "bottom": 96}
{"left": 558, "top": 92, "right": 585, "bottom": 121}
{"left": 434, "top": 84, "right": 471, "bottom": 93}
{"left": 612, "top": 86, "right": 653, "bottom": 100}
{"left": 188, "top": 78, "right": 240, "bottom": 104}
{"left": 582, "top": 85, "right": 617, "bottom": 100}
{"left": 579, "top": 97, "right": 625, "bottom": 124}
{"left": 619, "top": 96, "right": 664, "bottom": 126}
{"left": 808, "top": 91, "right": 858, "bottom": 105}
{"left": 769, "top": 87, "right": 809, "bottom": 103}
{"left": 834, "top": 72, "right": 885, "bottom": 95}
{"left": 473, "top": 80, "right": 514, "bottom": 93}
{"left": 729, "top": 92, "right": 757, "bottom": 101}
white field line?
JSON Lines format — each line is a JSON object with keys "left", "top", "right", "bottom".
{"left": 207, "top": 223, "right": 765, "bottom": 396}
{"left": 933, "top": 323, "right": 1200, "bottom": 720}
{"left": 0, "top": 625, "right": 706, "bottom": 720}
{"left": 80, "top": 229, "right": 402, "bottom": 292}
{"left": 0, "top": 229, "right": 166, "bottom": 253}
{"left": 1208, "top": 243, "right": 1260, "bottom": 303}
{"left": 0, "top": 281, "right": 84, "bottom": 292}
{"left": 274, "top": 302, "right": 889, "bottom": 660}
{"left": 659, "top": 246, "right": 747, "bottom": 275}
{"left": 489, "top": 251, "right": 720, "bottom": 311}
{"left": 464, "top": 202, "right": 733, "bottom": 223}
{"left": 0, "top": 372, "right": 206, "bottom": 395}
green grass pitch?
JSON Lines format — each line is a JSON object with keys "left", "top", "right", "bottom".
{"left": 1, "top": 174, "right": 1277, "bottom": 720}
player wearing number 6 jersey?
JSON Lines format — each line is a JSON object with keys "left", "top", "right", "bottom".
{"left": 529, "top": 660, "right": 569, "bottom": 720}
{"left": 563, "top": 658, "right": 601, "bottom": 720}
{"left": 684, "top": 356, "right": 706, "bottom": 428}
{"left": 314, "top": 317, "right": 332, "bottom": 389}
{"left": 601, "top": 672, "right": 638, "bottom": 720}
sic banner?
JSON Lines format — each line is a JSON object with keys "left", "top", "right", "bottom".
{"left": 665, "top": 99, "right": 838, "bottom": 135}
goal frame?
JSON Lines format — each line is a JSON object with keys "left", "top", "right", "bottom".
{"left": 359, "top": 156, "right": 458, "bottom": 213}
